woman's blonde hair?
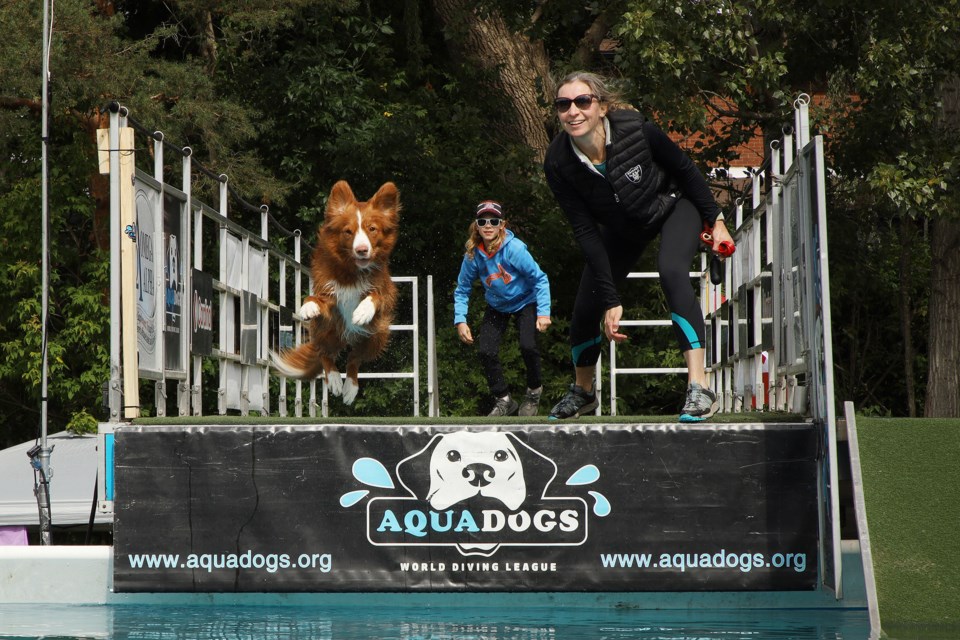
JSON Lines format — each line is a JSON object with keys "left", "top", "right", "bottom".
{"left": 464, "top": 220, "right": 506, "bottom": 259}
{"left": 556, "top": 71, "right": 630, "bottom": 111}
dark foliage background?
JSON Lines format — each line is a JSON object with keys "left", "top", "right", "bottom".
{"left": 1, "top": 0, "right": 958, "bottom": 446}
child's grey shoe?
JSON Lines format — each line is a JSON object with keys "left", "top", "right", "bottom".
{"left": 488, "top": 395, "right": 519, "bottom": 417}
{"left": 518, "top": 386, "right": 542, "bottom": 417}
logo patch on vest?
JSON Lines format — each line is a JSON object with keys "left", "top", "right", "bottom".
{"left": 625, "top": 165, "right": 643, "bottom": 183}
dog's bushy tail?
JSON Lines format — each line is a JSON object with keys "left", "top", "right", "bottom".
{"left": 270, "top": 343, "right": 326, "bottom": 380}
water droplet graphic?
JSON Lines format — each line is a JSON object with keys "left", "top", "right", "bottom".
{"left": 566, "top": 464, "right": 600, "bottom": 486}
{"left": 339, "top": 489, "right": 369, "bottom": 508}
{"left": 353, "top": 457, "right": 394, "bottom": 488}
{"left": 589, "top": 491, "right": 611, "bottom": 517}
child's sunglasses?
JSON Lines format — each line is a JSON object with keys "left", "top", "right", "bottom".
{"left": 476, "top": 218, "right": 503, "bottom": 228}
{"left": 554, "top": 94, "right": 600, "bottom": 113}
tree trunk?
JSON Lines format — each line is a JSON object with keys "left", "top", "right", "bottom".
{"left": 924, "top": 75, "right": 960, "bottom": 417}
{"left": 924, "top": 217, "right": 960, "bottom": 417}
{"left": 899, "top": 219, "right": 916, "bottom": 416}
{"left": 429, "top": 0, "right": 553, "bottom": 160}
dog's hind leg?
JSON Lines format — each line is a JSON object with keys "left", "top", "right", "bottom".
{"left": 342, "top": 359, "right": 361, "bottom": 405}
{"left": 342, "top": 330, "right": 390, "bottom": 405}
{"left": 321, "top": 355, "right": 344, "bottom": 397}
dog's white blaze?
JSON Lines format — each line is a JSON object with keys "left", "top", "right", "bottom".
{"left": 353, "top": 209, "right": 371, "bottom": 257}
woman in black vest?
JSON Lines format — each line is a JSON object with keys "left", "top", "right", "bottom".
{"left": 543, "top": 71, "right": 733, "bottom": 422}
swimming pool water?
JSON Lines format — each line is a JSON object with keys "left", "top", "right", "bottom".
{"left": 0, "top": 603, "right": 873, "bottom": 639}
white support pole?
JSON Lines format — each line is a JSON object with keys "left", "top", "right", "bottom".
{"left": 217, "top": 175, "right": 229, "bottom": 415}
{"left": 783, "top": 126, "right": 794, "bottom": 171}
{"left": 769, "top": 140, "right": 782, "bottom": 411}
{"left": 176, "top": 146, "right": 191, "bottom": 416}
{"left": 240, "top": 234, "right": 250, "bottom": 417}
{"left": 294, "top": 231, "right": 304, "bottom": 417}
{"left": 795, "top": 93, "right": 811, "bottom": 150}
{"left": 153, "top": 133, "right": 166, "bottom": 418}
{"left": 278, "top": 253, "right": 288, "bottom": 417}
{"left": 412, "top": 277, "right": 420, "bottom": 417}
{"left": 186, "top": 148, "right": 203, "bottom": 415}
{"left": 427, "top": 275, "right": 439, "bottom": 417}
{"left": 260, "top": 205, "right": 270, "bottom": 415}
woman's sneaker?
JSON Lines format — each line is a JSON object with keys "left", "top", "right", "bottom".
{"left": 518, "top": 387, "right": 543, "bottom": 416}
{"left": 548, "top": 384, "right": 598, "bottom": 420}
{"left": 679, "top": 382, "right": 719, "bottom": 422}
{"left": 488, "top": 394, "right": 519, "bottom": 417}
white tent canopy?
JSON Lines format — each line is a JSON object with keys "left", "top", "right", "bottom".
{"left": 0, "top": 432, "right": 109, "bottom": 526}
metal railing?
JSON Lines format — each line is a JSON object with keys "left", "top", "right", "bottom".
{"left": 102, "top": 103, "right": 435, "bottom": 420}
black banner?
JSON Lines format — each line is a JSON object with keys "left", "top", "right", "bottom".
{"left": 113, "top": 423, "right": 819, "bottom": 593}
{"left": 190, "top": 269, "right": 213, "bottom": 356}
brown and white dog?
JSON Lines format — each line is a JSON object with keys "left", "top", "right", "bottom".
{"left": 271, "top": 180, "right": 399, "bottom": 404}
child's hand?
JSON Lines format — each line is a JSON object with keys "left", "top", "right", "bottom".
{"left": 536, "top": 316, "right": 552, "bottom": 332}
{"left": 456, "top": 322, "right": 474, "bottom": 345}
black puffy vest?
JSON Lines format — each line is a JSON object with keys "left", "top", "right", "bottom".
{"left": 544, "top": 109, "right": 677, "bottom": 231}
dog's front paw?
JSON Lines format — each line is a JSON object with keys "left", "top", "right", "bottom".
{"left": 325, "top": 370, "right": 344, "bottom": 396}
{"left": 300, "top": 300, "right": 321, "bottom": 320}
{"left": 352, "top": 297, "right": 376, "bottom": 325}
{"left": 342, "top": 378, "right": 359, "bottom": 405}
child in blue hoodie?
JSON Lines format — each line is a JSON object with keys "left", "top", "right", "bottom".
{"left": 454, "top": 200, "right": 552, "bottom": 416}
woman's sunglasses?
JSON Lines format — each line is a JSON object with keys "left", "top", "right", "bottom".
{"left": 554, "top": 94, "right": 600, "bottom": 113}
{"left": 476, "top": 218, "right": 503, "bottom": 228}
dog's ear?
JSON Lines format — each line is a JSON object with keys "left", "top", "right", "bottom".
{"left": 370, "top": 182, "right": 400, "bottom": 219}
{"left": 506, "top": 433, "right": 557, "bottom": 502}
{"left": 396, "top": 434, "right": 441, "bottom": 500}
{"left": 326, "top": 180, "right": 357, "bottom": 219}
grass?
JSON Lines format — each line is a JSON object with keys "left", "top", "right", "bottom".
{"left": 133, "top": 411, "right": 805, "bottom": 426}
{"left": 855, "top": 418, "right": 960, "bottom": 627}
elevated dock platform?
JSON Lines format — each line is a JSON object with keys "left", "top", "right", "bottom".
{"left": 2, "top": 419, "right": 870, "bottom": 614}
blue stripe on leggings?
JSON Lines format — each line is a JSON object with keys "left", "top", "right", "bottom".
{"left": 571, "top": 335, "right": 603, "bottom": 365}
{"left": 671, "top": 313, "right": 701, "bottom": 349}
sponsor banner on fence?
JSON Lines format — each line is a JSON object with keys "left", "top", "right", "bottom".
{"left": 113, "top": 423, "right": 818, "bottom": 593}
{"left": 163, "top": 192, "right": 186, "bottom": 374}
{"left": 134, "top": 180, "right": 161, "bottom": 376}
{"left": 190, "top": 269, "right": 213, "bottom": 356}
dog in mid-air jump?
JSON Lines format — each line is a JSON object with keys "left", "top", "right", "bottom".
{"left": 271, "top": 180, "right": 399, "bottom": 405}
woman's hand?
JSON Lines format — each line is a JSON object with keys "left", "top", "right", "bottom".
{"left": 710, "top": 219, "right": 735, "bottom": 257}
{"left": 604, "top": 306, "right": 628, "bottom": 343}
{"left": 456, "top": 322, "right": 474, "bottom": 345}
{"left": 536, "top": 316, "right": 552, "bottom": 332}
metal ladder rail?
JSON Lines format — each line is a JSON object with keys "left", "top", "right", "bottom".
{"left": 608, "top": 261, "right": 709, "bottom": 417}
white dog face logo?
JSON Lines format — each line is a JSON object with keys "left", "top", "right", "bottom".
{"left": 426, "top": 432, "right": 526, "bottom": 511}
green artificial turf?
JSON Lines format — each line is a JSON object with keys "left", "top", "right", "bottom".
{"left": 133, "top": 411, "right": 804, "bottom": 426}
{"left": 855, "top": 418, "right": 960, "bottom": 627}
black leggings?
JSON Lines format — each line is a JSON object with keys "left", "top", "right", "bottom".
{"left": 477, "top": 303, "right": 542, "bottom": 397}
{"left": 570, "top": 198, "right": 704, "bottom": 367}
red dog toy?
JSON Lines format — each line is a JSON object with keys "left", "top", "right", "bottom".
{"left": 700, "top": 222, "right": 736, "bottom": 258}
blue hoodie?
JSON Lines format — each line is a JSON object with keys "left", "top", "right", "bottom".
{"left": 454, "top": 229, "right": 551, "bottom": 324}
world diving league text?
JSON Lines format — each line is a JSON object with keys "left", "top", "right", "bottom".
{"left": 367, "top": 497, "right": 587, "bottom": 545}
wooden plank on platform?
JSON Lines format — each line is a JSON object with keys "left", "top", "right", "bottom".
{"left": 119, "top": 127, "right": 139, "bottom": 419}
